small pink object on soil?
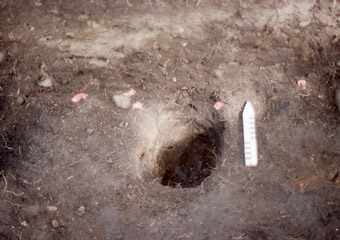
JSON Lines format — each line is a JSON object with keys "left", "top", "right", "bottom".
{"left": 214, "top": 101, "right": 224, "bottom": 110}
{"left": 297, "top": 79, "right": 307, "bottom": 89}
{"left": 123, "top": 88, "right": 136, "bottom": 97}
{"left": 71, "top": 93, "right": 88, "bottom": 103}
{"left": 181, "top": 86, "right": 189, "bottom": 90}
{"left": 132, "top": 101, "right": 143, "bottom": 110}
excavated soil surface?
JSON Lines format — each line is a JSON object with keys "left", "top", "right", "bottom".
{"left": 1, "top": 0, "right": 340, "bottom": 239}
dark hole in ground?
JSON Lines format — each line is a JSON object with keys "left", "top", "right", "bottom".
{"left": 157, "top": 125, "right": 223, "bottom": 188}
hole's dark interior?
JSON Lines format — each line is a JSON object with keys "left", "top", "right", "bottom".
{"left": 157, "top": 125, "right": 222, "bottom": 188}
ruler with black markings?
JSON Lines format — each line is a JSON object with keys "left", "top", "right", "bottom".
{"left": 242, "top": 101, "right": 258, "bottom": 167}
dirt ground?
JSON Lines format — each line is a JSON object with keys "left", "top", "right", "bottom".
{"left": 1, "top": 0, "right": 340, "bottom": 239}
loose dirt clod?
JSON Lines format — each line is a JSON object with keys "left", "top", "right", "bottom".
{"left": 52, "top": 220, "right": 59, "bottom": 228}
{"left": 20, "top": 221, "right": 28, "bottom": 228}
{"left": 76, "top": 206, "right": 85, "bottom": 216}
{"left": 16, "top": 95, "right": 25, "bottom": 105}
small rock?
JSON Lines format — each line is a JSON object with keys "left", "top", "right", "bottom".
{"left": 115, "top": 233, "right": 124, "bottom": 240}
{"left": 335, "top": 88, "right": 340, "bottom": 112}
{"left": 16, "top": 95, "right": 25, "bottom": 105}
{"left": 158, "top": 58, "right": 169, "bottom": 68}
{"left": 0, "top": 51, "right": 4, "bottom": 63}
{"left": 66, "top": 32, "right": 75, "bottom": 38}
{"left": 328, "top": 169, "right": 338, "bottom": 182}
{"left": 8, "top": 32, "right": 16, "bottom": 41}
{"left": 78, "top": 14, "right": 90, "bottom": 21}
{"left": 159, "top": 43, "right": 170, "bottom": 51}
{"left": 46, "top": 206, "right": 58, "bottom": 212}
{"left": 172, "top": 77, "right": 177, "bottom": 82}
{"left": 52, "top": 220, "right": 59, "bottom": 228}
{"left": 119, "top": 121, "right": 129, "bottom": 128}
{"left": 21, "top": 221, "right": 28, "bottom": 228}
{"left": 49, "top": 9, "right": 59, "bottom": 15}
{"left": 336, "top": 61, "right": 340, "bottom": 67}
{"left": 38, "top": 76, "right": 53, "bottom": 87}
{"left": 86, "top": 128, "right": 95, "bottom": 135}
{"left": 34, "top": 0, "right": 42, "bottom": 6}
{"left": 76, "top": 206, "right": 85, "bottom": 216}
{"left": 112, "top": 94, "right": 131, "bottom": 109}
{"left": 214, "top": 68, "right": 224, "bottom": 80}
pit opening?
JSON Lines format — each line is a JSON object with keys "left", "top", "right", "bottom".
{"left": 156, "top": 126, "right": 222, "bottom": 188}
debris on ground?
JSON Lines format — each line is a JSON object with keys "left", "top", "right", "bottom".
{"left": 328, "top": 169, "right": 338, "bottom": 182}
{"left": 86, "top": 128, "right": 95, "bottom": 135}
{"left": 20, "top": 221, "right": 28, "bottom": 228}
{"left": 16, "top": 95, "right": 25, "bottom": 105}
{"left": 51, "top": 220, "right": 59, "bottom": 228}
{"left": 112, "top": 94, "right": 131, "bottom": 109}
{"left": 76, "top": 206, "right": 86, "bottom": 217}
{"left": 34, "top": 0, "right": 42, "bottom": 7}
{"left": 38, "top": 62, "right": 54, "bottom": 87}
{"left": 71, "top": 93, "right": 88, "bottom": 103}
{"left": 213, "top": 101, "right": 224, "bottom": 110}
{"left": 132, "top": 101, "right": 143, "bottom": 110}
{"left": 214, "top": 68, "right": 224, "bottom": 80}
{"left": 38, "top": 75, "right": 54, "bottom": 87}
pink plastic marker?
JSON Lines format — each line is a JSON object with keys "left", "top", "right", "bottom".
{"left": 214, "top": 101, "right": 224, "bottom": 110}
{"left": 123, "top": 88, "right": 136, "bottom": 98}
{"left": 297, "top": 79, "right": 307, "bottom": 90}
{"left": 71, "top": 93, "right": 88, "bottom": 103}
{"left": 132, "top": 101, "right": 143, "bottom": 110}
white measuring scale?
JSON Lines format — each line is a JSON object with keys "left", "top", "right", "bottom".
{"left": 242, "top": 101, "right": 258, "bottom": 167}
